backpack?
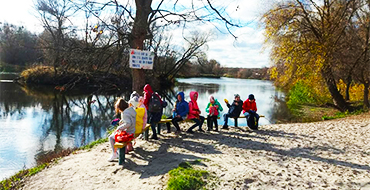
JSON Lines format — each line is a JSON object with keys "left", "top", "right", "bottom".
{"left": 247, "top": 113, "right": 258, "bottom": 130}
{"left": 148, "top": 92, "right": 162, "bottom": 113}
{"left": 134, "top": 107, "right": 145, "bottom": 136}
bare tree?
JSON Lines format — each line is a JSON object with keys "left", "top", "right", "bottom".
{"left": 75, "top": 0, "right": 244, "bottom": 92}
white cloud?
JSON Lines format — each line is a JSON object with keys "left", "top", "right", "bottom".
{"left": 0, "top": 0, "right": 43, "bottom": 32}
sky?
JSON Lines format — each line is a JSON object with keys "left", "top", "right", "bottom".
{"left": 0, "top": 0, "right": 272, "bottom": 68}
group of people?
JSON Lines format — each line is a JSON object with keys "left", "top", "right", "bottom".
{"left": 107, "top": 84, "right": 259, "bottom": 161}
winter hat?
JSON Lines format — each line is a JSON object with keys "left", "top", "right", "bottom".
{"left": 128, "top": 96, "right": 139, "bottom": 108}
{"left": 248, "top": 94, "right": 255, "bottom": 100}
{"left": 234, "top": 94, "right": 240, "bottom": 98}
{"left": 130, "top": 91, "right": 140, "bottom": 99}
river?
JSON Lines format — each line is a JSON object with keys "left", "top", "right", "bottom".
{"left": 0, "top": 74, "right": 288, "bottom": 180}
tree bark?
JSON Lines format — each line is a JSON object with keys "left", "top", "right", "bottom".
{"left": 321, "top": 64, "right": 349, "bottom": 112}
{"left": 364, "top": 82, "right": 369, "bottom": 109}
{"left": 129, "top": 0, "right": 152, "bottom": 93}
{"left": 345, "top": 75, "right": 351, "bottom": 101}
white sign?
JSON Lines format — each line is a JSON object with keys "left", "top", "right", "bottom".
{"left": 129, "top": 49, "right": 154, "bottom": 70}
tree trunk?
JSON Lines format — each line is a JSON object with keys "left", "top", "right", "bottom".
{"left": 321, "top": 64, "right": 349, "bottom": 111}
{"left": 364, "top": 82, "right": 369, "bottom": 109}
{"left": 345, "top": 75, "right": 351, "bottom": 101}
{"left": 129, "top": 0, "right": 152, "bottom": 93}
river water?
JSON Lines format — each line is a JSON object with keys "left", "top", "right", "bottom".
{"left": 0, "top": 74, "right": 288, "bottom": 180}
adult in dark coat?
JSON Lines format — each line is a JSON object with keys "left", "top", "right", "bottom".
{"left": 222, "top": 94, "right": 243, "bottom": 129}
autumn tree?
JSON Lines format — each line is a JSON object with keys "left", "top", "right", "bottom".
{"left": 264, "top": 0, "right": 358, "bottom": 111}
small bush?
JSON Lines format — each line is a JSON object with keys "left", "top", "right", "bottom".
{"left": 167, "top": 162, "right": 209, "bottom": 190}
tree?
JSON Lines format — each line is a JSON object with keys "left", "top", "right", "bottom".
{"left": 0, "top": 23, "right": 41, "bottom": 65}
{"left": 263, "top": 0, "right": 358, "bottom": 111}
{"left": 77, "top": 0, "right": 244, "bottom": 92}
{"left": 36, "top": 0, "right": 80, "bottom": 76}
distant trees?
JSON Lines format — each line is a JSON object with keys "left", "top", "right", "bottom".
{"left": 263, "top": 0, "right": 370, "bottom": 111}
{"left": 0, "top": 23, "right": 42, "bottom": 65}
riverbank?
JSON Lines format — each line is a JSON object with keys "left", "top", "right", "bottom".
{"left": 16, "top": 113, "right": 370, "bottom": 189}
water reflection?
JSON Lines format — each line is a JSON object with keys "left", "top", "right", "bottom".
{"left": 0, "top": 77, "right": 120, "bottom": 180}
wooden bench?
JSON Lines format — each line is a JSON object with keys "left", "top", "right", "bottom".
{"left": 158, "top": 115, "right": 265, "bottom": 128}
{"left": 231, "top": 115, "right": 264, "bottom": 127}
{"left": 113, "top": 124, "right": 151, "bottom": 165}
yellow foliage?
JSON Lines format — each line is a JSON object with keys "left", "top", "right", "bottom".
{"left": 337, "top": 79, "right": 368, "bottom": 101}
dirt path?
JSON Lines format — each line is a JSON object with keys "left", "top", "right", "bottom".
{"left": 22, "top": 114, "right": 370, "bottom": 189}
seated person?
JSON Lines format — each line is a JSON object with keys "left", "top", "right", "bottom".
{"left": 166, "top": 92, "right": 189, "bottom": 134}
{"left": 186, "top": 91, "right": 205, "bottom": 133}
{"left": 222, "top": 94, "right": 243, "bottom": 129}
{"left": 205, "top": 95, "right": 223, "bottom": 131}
{"left": 242, "top": 94, "right": 259, "bottom": 130}
{"left": 108, "top": 97, "right": 137, "bottom": 161}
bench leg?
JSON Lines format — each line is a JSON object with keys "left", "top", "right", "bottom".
{"left": 118, "top": 147, "right": 126, "bottom": 165}
{"left": 234, "top": 118, "right": 238, "bottom": 127}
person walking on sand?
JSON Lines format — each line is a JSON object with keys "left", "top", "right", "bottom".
{"left": 186, "top": 91, "right": 205, "bottom": 133}
{"left": 222, "top": 94, "right": 243, "bottom": 130}
{"left": 108, "top": 97, "right": 137, "bottom": 161}
{"left": 166, "top": 92, "right": 189, "bottom": 134}
{"left": 205, "top": 95, "right": 223, "bottom": 131}
{"left": 242, "top": 94, "right": 259, "bottom": 130}
{"left": 143, "top": 84, "right": 163, "bottom": 140}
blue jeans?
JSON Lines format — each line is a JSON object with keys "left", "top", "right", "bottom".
{"left": 223, "top": 113, "right": 233, "bottom": 126}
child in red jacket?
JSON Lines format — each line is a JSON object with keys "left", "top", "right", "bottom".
{"left": 242, "top": 94, "right": 259, "bottom": 130}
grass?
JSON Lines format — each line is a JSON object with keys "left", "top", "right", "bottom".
{"left": 79, "top": 138, "right": 108, "bottom": 150}
{"left": 322, "top": 109, "right": 366, "bottom": 120}
{"left": 1, "top": 163, "right": 48, "bottom": 190}
{"left": 167, "top": 161, "right": 210, "bottom": 190}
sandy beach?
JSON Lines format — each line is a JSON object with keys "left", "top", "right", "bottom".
{"left": 21, "top": 113, "right": 370, "bottom": 189}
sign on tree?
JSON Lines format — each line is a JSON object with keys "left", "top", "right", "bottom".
{"left": 129, "top": 49, "right": 154, "bottom": 70}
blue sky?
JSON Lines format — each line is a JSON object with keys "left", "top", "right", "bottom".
{"left": 0, "top": 0, "right": 272, "bottom": 68}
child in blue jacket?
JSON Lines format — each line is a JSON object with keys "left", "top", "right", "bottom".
{"left": 166, "top": 92, "right": 189, "bottom": 134}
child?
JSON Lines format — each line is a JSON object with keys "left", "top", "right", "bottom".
{"left": 131, "top": 91, "right": 148, "bottom": 136}
{"left": 166, "top": 92, "right": 189, "bottom": 134}
{"left": 108, "top": 97, "right": 137, "bottom": 161}
{"left": 186, "top": 91, "right": 205, "bottom": 133}
{"left": 205, "top": 95, "right": 223, "bottom": 131}
{"left": 242, "top": 94, "right": 259, "bottom": 130}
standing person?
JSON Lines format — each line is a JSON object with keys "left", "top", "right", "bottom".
{"left": 186, "top": 91, "right": 205, "bottom": 133}
{"left": 143, "top": 84, "right": 163, "bottom": 140}
{"left": 242, "top": 94, "right": 259, "bottom": 130}
{"left": 205, "top": 95, "right": 223, "bottom": 131}
{"left": 166, "top": 92, "right": 189, "bottom": 134}
{"left": 108, "top": 98, "right": 136, "bottom": 161}
{"left": 222, "top": 94, "right": 243, "bottom": 130}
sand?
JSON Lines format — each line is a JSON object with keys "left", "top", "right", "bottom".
{"left": 21, "top": 114, "right": 370, "bottom": 189}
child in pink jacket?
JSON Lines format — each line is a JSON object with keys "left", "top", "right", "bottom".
{"left": 186, "top": 91, "right": 205, "bottom": 133}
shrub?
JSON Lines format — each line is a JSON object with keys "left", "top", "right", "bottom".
{"left": 167, "top": 162, "right": 209, "bottom": 190}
